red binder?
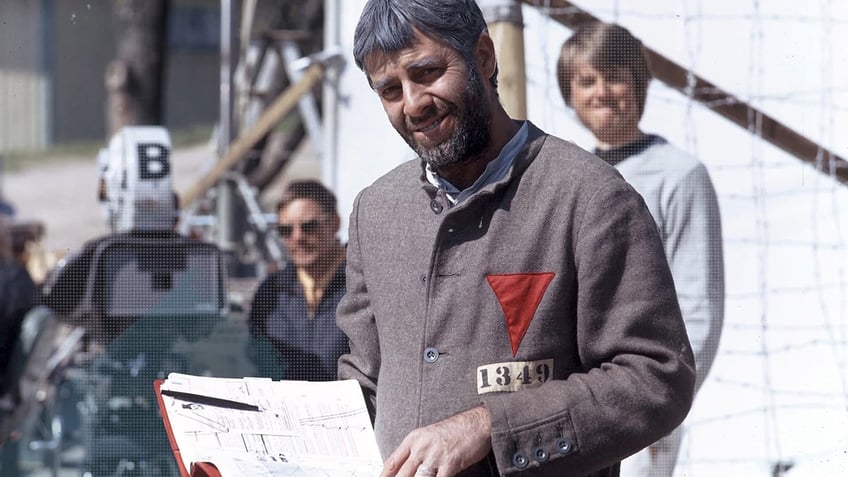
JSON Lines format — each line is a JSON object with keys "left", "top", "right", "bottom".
{"left": 153, "top": 379, "right": 222, "bottom": 477}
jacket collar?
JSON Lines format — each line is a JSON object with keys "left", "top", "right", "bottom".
{"left": 416, "top": 120, "right": 548, "bottom": 206}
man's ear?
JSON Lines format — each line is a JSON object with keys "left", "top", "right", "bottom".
{"left": 474, "top": 32, "right": 498, "bottom": 81}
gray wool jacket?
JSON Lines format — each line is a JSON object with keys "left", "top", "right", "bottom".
{"left": 337, "top": 123, "right": 696, "bottom": 476}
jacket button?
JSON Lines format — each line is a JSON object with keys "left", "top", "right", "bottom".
{"left": 555, "top": 437, "right": 574, "bottom": 455}
{"left": 512, "top": 451, "right": 529, "bottom": 469}
{"left": 532, "top": 447, "right": 549, "bottom": 463}
{"left": 420, "top": 274, "right": 427, "bottom": 284}
{"left": 423, "top": 347, "right": 439, "bottom": 363}
{"left": 429, "top": 200, "right": 443, "bottom": 214}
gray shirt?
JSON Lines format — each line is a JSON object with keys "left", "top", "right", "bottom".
{"left": 596, "top": 134, "right": 724, "bottom": 389}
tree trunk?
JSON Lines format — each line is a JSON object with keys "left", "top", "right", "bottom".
{"left": 105, "top": 0, "right": 169, "bottom": 137}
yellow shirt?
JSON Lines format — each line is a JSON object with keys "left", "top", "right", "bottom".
{"left": 296, "top": 247, "right": 345, "bottom": 318}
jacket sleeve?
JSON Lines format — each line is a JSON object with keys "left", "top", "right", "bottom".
{"left": 664, "top": 163, "right": 725, "bottom": 390}
{"left": 482, "top": 179, "right": 697, "bottom": 475}
{"left": 336, "top": 190, "right": 380, "bottom": 420}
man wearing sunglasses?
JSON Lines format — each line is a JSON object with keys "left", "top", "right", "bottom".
{"left": 248, "top": 180, "right": 348, "bottom": 382}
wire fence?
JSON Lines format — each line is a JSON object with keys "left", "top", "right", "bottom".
{"left": 524, "top": 1, "right": 847, "bottom": 475}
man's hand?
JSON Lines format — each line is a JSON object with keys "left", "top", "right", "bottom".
{"left": 379, "top": 405, "right": 492, "bottom": 477}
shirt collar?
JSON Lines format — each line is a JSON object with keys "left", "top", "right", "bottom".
{"left": 594, "top": 134, "right": 663, "bottom": 167}
{"left": 426, "top": 121, "right": 529, "bottom": 204}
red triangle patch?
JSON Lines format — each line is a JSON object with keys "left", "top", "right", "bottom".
{"left": 486, "top": 273, "right": 555, "bottom": 356}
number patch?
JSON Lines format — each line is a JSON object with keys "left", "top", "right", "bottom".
{"left": 476, "top": 359, "right": 554, "bottom": 394}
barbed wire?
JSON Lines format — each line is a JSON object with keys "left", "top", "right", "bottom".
{"left": 530, "top": 1, "right": 848, "bottom": 474}
{"left": 535, "top": 5, "right": 848, "bottom": 24}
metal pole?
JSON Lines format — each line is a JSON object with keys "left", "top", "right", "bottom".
{"left": 41, "top": 0, "right": 55, "bottom": 146}
{"left": 479, "top": 0, "right": 527, "bottom": 119}
{"left": 217, "top": 0, "right": 240, "bottom": 253}
{"left": 219, "top": 0, "right": 238, "bottom": 155}
{"left": 0, "top": 153, "right": 4, "bottom": 205}
{"left": 322, "top": 0, "right": 341, "bottom": 193}
{"left": 281, "top": 41, "right": 323, "bottom": 157}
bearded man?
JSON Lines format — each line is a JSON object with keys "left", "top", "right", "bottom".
{"left": 336, "top": 1, "right": 697, "bottom": 476}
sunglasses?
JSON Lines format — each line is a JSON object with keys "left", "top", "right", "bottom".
{"left": 277, "top": 219, "right": 322, "bottom": 238}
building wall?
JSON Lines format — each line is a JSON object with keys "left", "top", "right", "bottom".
{"left": 51, "top": 0, "right": 116, "bottom": 143}
{"left": 164, "top": 1, "right": 220, "bottom": 134}
{"left": 52, "top": 0, "right": 220, "bottom": 144}
{"left": 164, "top": 49, "right": 220, "bottom": 133}
{"left": 0, "top": 0, "right": 48, "bottom": 151}
{"left": 0, "top": 0, "right": 220, "bottom": 151}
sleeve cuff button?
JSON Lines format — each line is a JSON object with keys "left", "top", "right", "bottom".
{"left": 532, "top": 447, "right": 550, "bottom": 463}
{"left": 555, "top": 437, "right": 573, "bottom": 455}
{"left": 512, "top": 451, "right": 530, "bottom": 469}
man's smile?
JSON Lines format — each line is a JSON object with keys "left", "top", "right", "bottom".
{"left": 416, "top": 116, "right": 444, "bottom": 133}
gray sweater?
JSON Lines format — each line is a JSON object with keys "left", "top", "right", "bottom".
{"left": 596, "top": 134, "right": 724, "bottom": 389}
{"left": 337, "top": 123, "right": 696, "bottom": 476}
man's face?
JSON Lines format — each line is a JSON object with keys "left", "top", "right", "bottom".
{"left": 278, "top": 198, "right": 338, "bottom": 271}
{"left": 365, "top": 32, "right": 491, "bottom": 170}
{"left": 569, "top": 59, "right": 642, "bottom": 147}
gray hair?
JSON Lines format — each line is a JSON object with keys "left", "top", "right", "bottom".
{"left": 353, "top": 0, "right": 496, "bottom": 87}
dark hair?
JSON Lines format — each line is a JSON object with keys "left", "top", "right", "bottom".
{"left": 277, "top": 179, "right": 337, "bottom": 215}
{"left": 557, "top": 22, "right": 652, "bottom": 116}
{"left": 353, "top": 0, "right": 496, "bottom": 87}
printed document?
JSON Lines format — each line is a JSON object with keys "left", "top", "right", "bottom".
{"left": 157, "top": 373, "right": 383, "bottom": 477}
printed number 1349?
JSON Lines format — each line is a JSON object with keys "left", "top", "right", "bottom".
{"left": 479, "top": 363, "right": 551, "bottom": 388}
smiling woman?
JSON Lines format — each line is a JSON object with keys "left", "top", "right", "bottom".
{"left": 557, "top": 22, "right": 650, "bottom": 149}
{"left": 557, "top": 21, "right": 725, "bottom": 477}
{"left": 567, "top": 61, "right": 643, "bottom": 149}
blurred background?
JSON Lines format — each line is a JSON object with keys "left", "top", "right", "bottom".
{"left": 0, "top": 0, "right": 846, "bottom": 476}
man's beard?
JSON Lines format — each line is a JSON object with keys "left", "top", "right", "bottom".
{"left": 405, "top": 66, "right": 492, "bottom": 171}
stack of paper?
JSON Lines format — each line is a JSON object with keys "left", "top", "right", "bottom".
{"left": 155, "top": 373, "right": 383, "bottom": 477}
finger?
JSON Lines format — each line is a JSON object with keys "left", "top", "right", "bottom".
{"left": 397, "top": 451, "right": 428, "bottom": 477}
{"left": 380, "top": 445, "right": 411, "bottom": 477}
{"left": 396, "top": 455, "right": 425, "bottom": 477}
